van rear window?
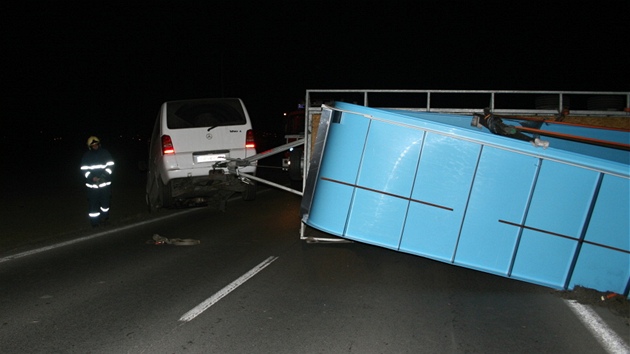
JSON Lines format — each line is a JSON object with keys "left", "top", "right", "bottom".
{"left": 167, "top": 98, "right": 247, "bottom": 129}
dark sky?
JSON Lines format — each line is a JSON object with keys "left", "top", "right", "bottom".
{"left": 2, "top": 0, "right": 628, "bottom": 141}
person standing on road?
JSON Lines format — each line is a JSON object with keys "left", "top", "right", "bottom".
{"left": 81, "top": 136, "right": 114, "bottom": 227}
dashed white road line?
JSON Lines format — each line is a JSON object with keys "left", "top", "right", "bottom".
{"left": 179, "top": 256, "right": 279, "bottom": 322}
{"left": 564, "top": 299, "right": 629, "bottom": 354}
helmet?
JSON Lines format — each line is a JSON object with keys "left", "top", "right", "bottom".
{"left": 87, "top": 136, "right": 100, "bottom": 148}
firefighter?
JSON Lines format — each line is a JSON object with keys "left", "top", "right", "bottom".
{"left": 81, "top": 136, "right": 115, "bottom": 227}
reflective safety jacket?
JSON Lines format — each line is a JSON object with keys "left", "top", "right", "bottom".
{"left": 80, "top": 148, "right": 114, "bottom": 188}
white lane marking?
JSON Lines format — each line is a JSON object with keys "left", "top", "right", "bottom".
{"left": 564, "top": 299, "right": 629, "bottom": 354}
{"left": 179, "top": 256, "right": 279, "bottom": 322}
{"left": 0, "top": 191, "right": 270, "bottom": 264}
{"left": 0, "top": 209, "right": 197, "bottom": 264}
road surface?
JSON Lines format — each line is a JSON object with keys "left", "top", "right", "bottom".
{"left": 1, "top": 188, "right": 628, "bottom": 353}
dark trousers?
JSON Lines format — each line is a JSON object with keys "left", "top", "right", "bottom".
{"left": 87, "top": 186, "right": 111, "bottom": 226}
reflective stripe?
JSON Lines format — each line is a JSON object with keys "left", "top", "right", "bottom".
{"left": 84, "top": 171, "right": 91, "bottom": 178}
{"left": 89, "top": 212, "right": 100, "bottom": 218}
{"left": 100, "top": 207, "right": 109, "bottom": 212}
{"left": 81, "top": 161, "right": 115, "bottom": 170}
{"left": 105, "top": 168, "right": 112, "bottom": 174}
{"left": 86, "top": 181, "right": 112, "bottom": 189}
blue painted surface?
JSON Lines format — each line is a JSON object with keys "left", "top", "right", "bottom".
{"left": 525, "top": 161, "right": 599, "bottom": 238}
{"left": 570, "top": 174, "right": 630, "bottom": 292}
{"left": 357, "top": 120, "right": 423, "bottom": 197}
{"left": 570, "top": 244, "right": 629, "bottom": 294}
{"left": 308, "top": 179, "right": 354, "bottom": 235}
{"left": 585, "top": 175, "right": 630, "bottom": 251}
{"left": 510, "top": 161, "right": 599, "bottom": 288}
{"left": 399, "top": 133, "right": 480, "bottom": 261}
{"left": 511, "top": 230, "right": 578, "bottom": 288}
{"left": 454, "top": 148, "right": 538, "bottom": 275}
{"left": 346, "top": 189, "right": 408, "bottom": 249}
{"left": 304, "top": 102, "right": 630, "bottom": 296}
{"left": 318, "top": 111, "right": 369, "bottom": 184}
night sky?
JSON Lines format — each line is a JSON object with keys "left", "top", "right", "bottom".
{"left": 2, "top": 1, "right": 628, "bottom": 144}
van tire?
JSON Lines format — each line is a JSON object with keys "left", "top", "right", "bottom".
{"left": 146, "top": 173, "right": 160, "bottom": 213}
{"left": 160, "top": 180, "right": 173, "bottom": 208}
{"left": 146, "top": 193, "right": 157, "bottom": 213}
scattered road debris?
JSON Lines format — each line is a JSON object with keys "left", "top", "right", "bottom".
{"left": 558, "top": 286, "right": 629, "bottom": 320}
{"left": 147, "top": 234, "right": 201, "bottom": 246}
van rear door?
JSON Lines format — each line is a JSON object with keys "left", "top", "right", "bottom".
{"left": 164, "top": 98, "right": 254, "bottom": 170}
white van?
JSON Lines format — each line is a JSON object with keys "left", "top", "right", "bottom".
{"left": 145, "top": 98, "right": 257, "bottom": 211}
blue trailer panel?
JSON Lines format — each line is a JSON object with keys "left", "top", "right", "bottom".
{"left": 301, "top": 102, "right": 629, "bottom": 296}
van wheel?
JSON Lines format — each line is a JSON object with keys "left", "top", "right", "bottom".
{"left": 146, "top": 173, "right": 160, "bottom": 213}
{"left": 146, "top": 193, "right": 158, "bottom": 213}
{"left": 160, "top": 180, "right": 173, "bottom": 208}
{"left": 242, "top": 182, "right": 257, "bottom": 201}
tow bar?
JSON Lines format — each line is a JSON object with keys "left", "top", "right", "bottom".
{"left": 216, "top": 138, "right": 306, "bottom": 197}
{"left": 216, "top": 137, "right": 351, "bottom": 244}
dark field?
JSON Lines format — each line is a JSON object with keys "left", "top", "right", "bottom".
{"left": 1, "top": 138, "right": 157, "bottom": 254}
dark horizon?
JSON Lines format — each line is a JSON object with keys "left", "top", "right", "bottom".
{"left": 2, "top": 1, "right": 628, "bottom": 145}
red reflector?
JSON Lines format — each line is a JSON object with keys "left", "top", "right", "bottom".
{"left": 245, "top": 129, "right": 255, "bottom": 149}
{"left": 162, "top": 135, "right": 175, "bottom": 155}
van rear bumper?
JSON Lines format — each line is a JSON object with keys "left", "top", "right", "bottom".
{"left": 162, "top": 165, "right": 256, "bottom": 181}
{"left": 168, "top": 168, "right": 256, "bottom": 199}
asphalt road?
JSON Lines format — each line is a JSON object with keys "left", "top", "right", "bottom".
{"left": 1, "top": 187, "right": 628, "bottom": 353}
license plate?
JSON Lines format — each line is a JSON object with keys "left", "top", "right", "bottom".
{"left": 195, "top": 154, "right": 227, "bottom": 163}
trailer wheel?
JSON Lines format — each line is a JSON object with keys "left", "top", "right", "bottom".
{"left": 289, "top": 147, "right": 303, "bottom": 181}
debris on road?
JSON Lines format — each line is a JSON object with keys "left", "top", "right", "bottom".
{"left": 558, "top": 286, "right": 629, "bottom": 319}
{"left": 147, "top": 234, "right": 201, "bottom": 246}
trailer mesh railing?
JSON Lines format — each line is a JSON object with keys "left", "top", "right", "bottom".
{"left": 305, "top": 89, "right": 630, "bottom": 116}
{"left": 302, "top": 89, "right": 629, "bottom": 183}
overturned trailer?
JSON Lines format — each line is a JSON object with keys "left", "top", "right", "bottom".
{"left": 226, "top": 90, "right": 629, "bottom": 296}
{"left": 298, "top": 93, "right": 629, "bottom": 297}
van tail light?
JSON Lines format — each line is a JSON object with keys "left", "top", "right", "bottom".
{"left": 161, "top": 135, "right": 175, "bottom": 155}
{"left": 245, "top": 129, "right": 255, "bottom": 149}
